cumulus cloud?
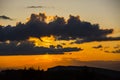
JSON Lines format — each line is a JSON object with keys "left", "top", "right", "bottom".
{"left": 0, "top": 41, "right": 81, "bottom": 55}
{"left": 0, "top": 15, "right": 13, "bottom": 20}
{"left": 0, "top": 13, "right": 119, "bottom": 42}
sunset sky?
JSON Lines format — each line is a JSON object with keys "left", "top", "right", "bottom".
{"left": 0, "top": 0, "right": 120, "bottom": 70}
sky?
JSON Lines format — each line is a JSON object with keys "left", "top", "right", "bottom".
{"left": 0, "top": 0, "right": 120, "bottom": 70}
{"left": 0, "top": 0, "right": 120, "bottom": 28}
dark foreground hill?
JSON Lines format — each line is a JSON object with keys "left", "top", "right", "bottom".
{"left": 0, "top": 66, "right": 120, "bottom": 80}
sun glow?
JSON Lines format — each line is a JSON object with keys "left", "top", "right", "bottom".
{"left": 28, "top": 35, "right": 55, "bottom": 47}
{"left": 28, "top": 37, "right": 42, "bottom": 47}
{"left": 46, "top": 16, "right": 55, "bottom": 23}
{"left": 41, "top": 35, "right": 55, "bottom": 43}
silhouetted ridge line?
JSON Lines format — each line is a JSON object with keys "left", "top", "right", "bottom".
{"left": 0, "top": 66, "right": 120, "bottom": 80}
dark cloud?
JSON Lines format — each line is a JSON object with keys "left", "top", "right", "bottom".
{"left": 92, "top": 37, "right": 120, "bottom": 41}
{"left": 0, "top": 15, "right": 13, "bottom": 20}
{"left": 0, "top": 13, "right": 119, "bottom": 42}
{"left": 0, "top": 41, "right": 81, "bottom": 55}
{"left": 72, "top": 37, "right": 120, "bottom": 44}
{"left": 93, "top": 45, "right": 103, "bottom": 49}
{"left": 111, "top": 49, "right": 120, "bottom": 53}
{"left": 105, "top": 49, "right": 120, "bottom": 53}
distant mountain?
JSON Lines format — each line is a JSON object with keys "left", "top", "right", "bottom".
{"left": 0, "top": 66, "right": 120, "bottom": 80}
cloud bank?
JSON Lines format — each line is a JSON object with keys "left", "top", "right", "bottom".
{"left": 0, "top": 41, "right": 81, "bottom": 55}
{"left": 0, "top": 13, "right": 119, "bottom": 42}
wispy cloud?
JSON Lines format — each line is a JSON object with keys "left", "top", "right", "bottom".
{"left": 105, "top": 49, "right": 120, "bottom": 53}
{"left": 27, "top": 6, "right": 54, "bottom": 9}
{"left": 112, "top": 49, "right": 120, "bottom": 53}
{"left": 93, "top": 45, "right": 103, "bottom": 49}
{"left": 27, "top": 6, "right": 44, "bottom": 8}
{"left": 0, "top": 15, "right": 13, "bottom": 20}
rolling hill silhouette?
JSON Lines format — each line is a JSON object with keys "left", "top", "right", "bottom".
{"left": 0, "top": 66, "right": 120, "bottom": 80}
